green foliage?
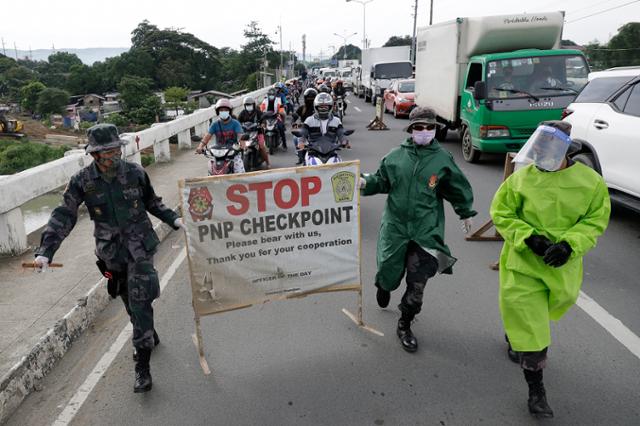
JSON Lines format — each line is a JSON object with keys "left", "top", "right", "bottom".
{"left": 332, "top": 44, "right": 362, "bottom": 61}
{"left": 36, "top": 87, "right": 70, "bottom": 115}
{"left": 0, "top": 141, "right": 71, "bottom": 175}
{"left": 118, "top": 76, "right": 153, "bottom": 110}
{"left": 20, "top": 81, "right": 46, "bottom": 112}
{"left": 184, "top": 100, "right": 198, "bottom": 114}
{"left": 584, "top": 23, "right": 640, "bottom": 70}
{"left": 141, "top": 153, "right": 155, "bottom": 167}
{"left": 164, "top": 86, "right": 189, "bottom": 103}
{"left": 128, "top": 95, "right": 162, "bottom": 125}
{"left": 103, "top": 113, "right": 129, "bottom": 127}
{"left": 383, "top": 35, "right": 413, "bottom": 47}
{"left": 79, "top": 121, "right": 94, "bottom": 131}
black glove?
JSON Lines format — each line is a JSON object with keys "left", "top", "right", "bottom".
{"left": 543, "top": 241, "right": 573, "bottom": 267}
{"left": 525, "top": 234, "right": 553, "bottom": 256}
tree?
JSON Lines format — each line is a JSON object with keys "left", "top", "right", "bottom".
{"left": 164, "top": 86, "right": 190, "bottom": 116}
{"left": 36, "top": 87, "right": 70, "bottom": 115}
{"left": 117, "top": 75, "right": 153, "bottom": 110}
{"left": 128, "top": 95, "right": 163, "bottom": 125}
{"left": 607, "top": 22, "right": 640, "bottom": 67}
{"left": 20, "top": 81, "right": 47, "bottom": 112}
{"left": 331, "top": 44, "right": 362, "bottom": 61}
{"left": 383, "top": 35, "right": 412, "bottom": 47}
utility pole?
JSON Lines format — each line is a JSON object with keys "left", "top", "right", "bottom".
{"left": 277, "top": 21, "right": 283, "bottom": 76}
{"left": 411, "top": 0, "right": 418, "bottom": 65}
{"left": 1, "top": 38, "right": 6, "bottom": 56}
{"left": 334, "top": 31, "right": 358, "bottom": 61}
{"left": 13, "top": 43, "right": 18, "bottom": 60}
{"left": 346, "top": 0, "right": 373, "bottom": 51}
{"left": 430, "top": 0, "right": 434, "bottom": 25}
{"left": 302, "top": 34, "right": 306, "bottom": 63}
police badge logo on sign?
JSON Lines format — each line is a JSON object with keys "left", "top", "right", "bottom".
{"left": 331, "top": 171, "right": 356, "bottom": 203}
{"left": 188, "top": 187, "right": 213, "bottom": 222}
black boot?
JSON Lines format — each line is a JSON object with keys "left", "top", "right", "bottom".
{"left": 375, "top": 284, "right": 390, "bottom": 308}
{"left": 397, "top": 315, "right": 418, "bottom": 353}
{"left": 505, "top": 334, "right": 520, "bottom": 364}
{"left": 133, "top": 330, "right": 160, "bottom": 361}
{"left": 134, "top": 348, "right": 152, "bottom": 393}
{"left": 524, "top": 369, "right": 553, "bottom": 418}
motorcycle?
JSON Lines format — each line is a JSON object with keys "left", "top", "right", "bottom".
{"left": 262, "top": 112, "right": 282, "bottom": 155}
{"left": 292, "top": 128, "right": 354, "bottom": 166}
{"left": 241, "top": 122, "right": 264, "bottom": 172}
{"left": 335, "top": 95, "right": 346, "bottom": 120}
{"left": 192, "top": 135, "right": 242, "bottom": 175}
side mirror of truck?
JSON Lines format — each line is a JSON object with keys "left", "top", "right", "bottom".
{"left": 473, "top": 81, "right": 487, "bottom": 100}
{"left": 370, "top": 71, "right": 374, "bottom": 78}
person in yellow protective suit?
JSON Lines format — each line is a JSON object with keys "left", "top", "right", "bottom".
{"left": 490, "top": 120, "right": 610, "bottom": 419}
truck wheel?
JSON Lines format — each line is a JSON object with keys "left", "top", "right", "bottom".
{"left": 462, "top": 127, "right": 481, "bottom": 163}
{"left": 572, "top": 152, "right": 596, "bottom": 171}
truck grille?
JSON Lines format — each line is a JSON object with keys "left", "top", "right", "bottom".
{"left": 510, "top": 127, "right": 536, "bottom": 138}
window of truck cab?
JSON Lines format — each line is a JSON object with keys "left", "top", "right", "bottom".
{"left": 486, "top": 55, "right": 588, "bottom": 100}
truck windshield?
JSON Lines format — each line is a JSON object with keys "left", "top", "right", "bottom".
{"left": 341, "top": 71, "right": 352, "bottom": 77}
{"left": 374, "top": 62, "right": 413, "bottom": 79}
{"left": 486, "top": 55, "right": 588, "bottom": 100}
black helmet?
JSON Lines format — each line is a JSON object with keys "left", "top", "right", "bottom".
{"left": 318, "top": 84, "right": 331, "bottom": 93}
{"left": 303, "top": 88, "right": 318, "bottom": 102}
{"left": 85, "top": 124, "right": 125, "bottom": 153}
{"left": 313, "top": 93, "right": 333, "bottom": 119}
{"left": 267, "top": 88, "right": 276, "bottom": 97}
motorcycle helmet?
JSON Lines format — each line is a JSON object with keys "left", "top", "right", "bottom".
{"left": 303, "top": 88, "right": 318, "bottom": 103}
{"left": 267, "top": 88, "right": 277, "bottom": 99}
{"left": 318, "top": 84, "right": 331, "bottom": 94}
{"left": 313, "top": 93, "right": 334, "bottom": 119}
{"left": 214, "top": 98, "right": 233, "bottom": 114}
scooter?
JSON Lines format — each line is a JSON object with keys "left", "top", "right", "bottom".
{"left": 241, "top": 122, "right": 264, "bottom": 172}
{"left": 192, "top": 135, "right": 242, "bottom": 175}
{"left": 262, "top": 112, "right": 282, "bottom": 155}
{"left": 335, "top": 95, "right": 346, "bottom": 120}
{"left": 292, "top": 129, "right": 354, "bottom": 166}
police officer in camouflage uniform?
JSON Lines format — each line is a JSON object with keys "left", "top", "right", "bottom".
{"left": 34, "top": 124, "right": 184, "bottom": 393}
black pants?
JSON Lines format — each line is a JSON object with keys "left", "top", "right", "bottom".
{"left": 398, "top": 242, "right": 439, "bottom": 318}
{"left": 520, "top": 348, "right": 548, "bottom": 371}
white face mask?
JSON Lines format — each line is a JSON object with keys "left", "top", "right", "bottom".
{"left": 219, "top": 111, "right": 230, "bottom": 120}
{"left": 412, "top": 129, "right": 436, "bottom": 145}
{"left": 246, "top": 105, "right": 254, "bottom": 112}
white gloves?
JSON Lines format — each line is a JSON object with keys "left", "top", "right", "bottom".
{"left": 359, "top": 177, "right": 366, "bottom": 189}
{"left": 174, "top": 218, "right": 187, "bottom": 231}
{"left": 34, "top": 255, "right": 50, "bottom": 272}
{"left": 461, "top": 218, "right": 473, "bottom": 234}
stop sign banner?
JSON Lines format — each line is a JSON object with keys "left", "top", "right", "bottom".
{"left": 179, "top": 161, "right": 361, "bottom": 317}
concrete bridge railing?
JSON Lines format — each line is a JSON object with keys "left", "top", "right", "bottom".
{"left": 0, "top": 87, "right": 270, "bottom": 255}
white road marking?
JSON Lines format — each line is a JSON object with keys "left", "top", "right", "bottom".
{"left": 345, "top": 99, "right": 351, "bottom": 104}
{"left": 354, "top": 106, "right": 362, "bottom": 112}
{"left": 52, "top": 247, "right": 188, "bottom": 426}
{"left": 577, "top": 290, "right": 640, "bottom": 360}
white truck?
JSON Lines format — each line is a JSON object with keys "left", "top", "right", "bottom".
{"left": 338, "top": 59, "right": 359, "bottom": 68}
{"left": 357, "top": 46, "right": 412, "bottom": 104}
{"left": 414, "top": 11, "right": 590, "bottom": 162}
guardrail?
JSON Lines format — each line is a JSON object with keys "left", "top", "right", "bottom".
{"left": 0, "top": 87, "right": 270, "bottom": 255}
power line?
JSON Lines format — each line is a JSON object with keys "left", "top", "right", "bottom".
{"left": 567, "top": 0, "right": 640, "bottom": 23}
{"left": 569, "top": 0, "right": 621, "bottom": 15}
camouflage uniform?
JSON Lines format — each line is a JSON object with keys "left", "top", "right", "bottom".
{"left": 36, "top": 143, "right": 179, "bottom": 352}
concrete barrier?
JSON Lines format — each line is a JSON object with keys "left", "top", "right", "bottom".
{"left": 0, "top": 87, "right": 270, "bottom": 256}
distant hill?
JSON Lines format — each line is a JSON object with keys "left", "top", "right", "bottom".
{"left": 11, "top": 47, "right": 129, "bottom": 64}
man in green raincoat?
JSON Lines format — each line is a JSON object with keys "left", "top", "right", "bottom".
{"left": 490, "top": 121, "right": 610, "bottom": 418}
{"left": 361, "top": 107, "right": 476, "bottom": 353}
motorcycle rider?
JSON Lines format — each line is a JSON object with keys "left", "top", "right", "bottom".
{"left": 196, "top": 98, "right": 245, "bottom": 174}
{"left": 260, "top": 88, "right": 288, "bottom": 150}
{"left": 238, "top": 96, "right": 270, "bottom": 169}
{"left": 332, "top": 80, "right": 348, "bottom": 114}
{"left": 293, "top": 88, "right": 318, "bottom": 165}
{"left": 297, "top": 93, "right": 348, "bottom": 161}
{"left": 318, "top": 84, "right": 331, "bottom": 94}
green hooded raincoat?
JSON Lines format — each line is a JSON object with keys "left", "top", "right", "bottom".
{"left": 490, "top": 162, "right": 610, "bottom": 352}
{"left": 362, "top": 139, "right": 476, "bottom": 292}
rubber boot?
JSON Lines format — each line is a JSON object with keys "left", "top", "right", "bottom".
{"left": 505, "top": 334, "right": 520, "bottom": 364}
{"left": 375, "top": 283, "right": 390, "bottom": 308}
{"left": 524, "top": 369, "right": 554, "bottom": 418}
{"left": 134, "top": 348, "right": 152, "bottom": 393}
{"left": 133, "top": 330, "right": 160, "bottom": 361}
{"left": 397, "top": 314, "right": 418, "bottom": 353}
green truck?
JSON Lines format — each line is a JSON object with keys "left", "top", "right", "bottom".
{"left": 414, "top": 11, "right": 589, "bottom": 162}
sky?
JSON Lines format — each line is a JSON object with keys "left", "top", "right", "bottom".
{"left": 2, "top": 0, "right": 639, "bottom": 60}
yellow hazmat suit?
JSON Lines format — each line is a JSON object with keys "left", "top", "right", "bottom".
{"left": 490, "top": 162, "right": 610, "bottom": 351}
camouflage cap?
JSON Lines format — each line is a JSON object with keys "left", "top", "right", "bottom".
{"left": 404, "top": 107, "right": 444, "bottom": 132}
{"left": 85, "top": 124, "right": 126, "bottom": 153}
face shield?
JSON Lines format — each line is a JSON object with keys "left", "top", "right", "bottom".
{"left": 513, "top": 125, "right": 571, "bottom": 171}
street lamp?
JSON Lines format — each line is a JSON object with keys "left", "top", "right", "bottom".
{"left": 334, "top": 31, "right": 358, "bottom": 60}
{"left": 346, "top": 0, "right": 373, "bottom": 51}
